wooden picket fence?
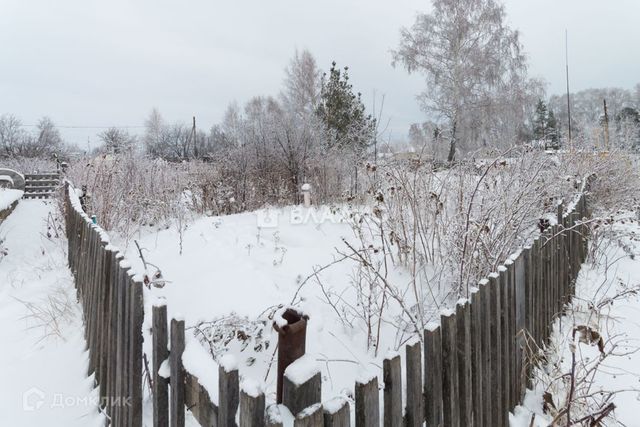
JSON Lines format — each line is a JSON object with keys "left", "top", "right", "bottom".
{"left": 64, "top": 178, "right": 591, "bottom": 427}
{"left": 64, "top": 183, "right": 144, "bottom": 427}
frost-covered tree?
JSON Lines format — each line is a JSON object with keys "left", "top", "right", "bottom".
{"left": 549, "top": 87, "right": 635, "bottom": 142}
{"left": 392, "top": 0, "right": 530, "bottom": 161}
{"left": 0, "top": 114, "right": 26, "bottom": 157}
{"left": 143, "top": 108, "right": 165, "bottom": 157}
{"left": 281, "top": 49, "right": 321, "bottom": 116}
{"left": 98, "top": 127, "right": 137, "bottom": 155}
{"left": 0, "top": 114, "right": 63, "bottom": 158}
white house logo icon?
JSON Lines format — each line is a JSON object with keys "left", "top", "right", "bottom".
{"left": 22, "top": 387, "right": 45, "bottom": 411}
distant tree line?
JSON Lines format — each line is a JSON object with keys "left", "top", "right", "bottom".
{"left": 124, "top": 50, "right": 379, "bottom": 207}
{"left": 0, "top": 115, "right": 63, "bottom": 158}
{"left": 549, "top": 86, "right": 640, "bottom": 150}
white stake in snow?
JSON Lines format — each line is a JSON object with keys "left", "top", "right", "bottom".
{"left": 301, "top": 183, "right": 311, "bottom": 208}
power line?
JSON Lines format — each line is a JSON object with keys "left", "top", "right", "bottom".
{"left": 565, "top": 29, "right": 573, "bottom": 146}
{"left": 18, "top": 124, "right": 145, "bottom": 129}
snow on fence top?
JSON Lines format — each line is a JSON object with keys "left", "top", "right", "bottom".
{"left": 284, "top": 354, "right": 320, "bottom": 386}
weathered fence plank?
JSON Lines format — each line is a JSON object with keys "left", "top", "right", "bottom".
{"left": 283, "top": 367, "right": 321, "bottom": 418}
{"left": 153, "top": 303, "right": 169, "bottom": 427}
{"left": 383, "top": 354, "right": 402, "bottom": 427}
{"left": 469, "top": 288, "right": 483, "bottom": 427}
{"left": 170, "top": 318, "right": 186, "bottom": 427}
{"left": 355, "top": 377, "right": 379, "bottom": 427}
{"left": 218, "top": 362, "right": 240, "bottom": 427}
{"left": 323, "top": 397, "right": 350, "bottom": 427}
{"left": 455, "top": 300, "right": 472, "bottom": 427}
{"left": 489, "top": 273, "right": 503, "bottom": 427}
{"left": 129, "top": 278, "right": 144, "bottom": 427}
{"left": 240, "top": 385, "right": 265, "bottom": 427}
{"left": 424, "top": 325, "right": 443, "bottom": 427}
{"left": 405, "top": 341, "right": 422, "bottom": 427}
{"left": 441, "top": 309, "right": 459, "bottom": 427}
{"left": 294, "top": 403, "right": 323, "bottom": 427}
{"left": 479, "top": 279, "right": 492, "bottom": 427}
{"left": 507, "top": 261, "right": 517, "bottom": 411}
{"left": 498, "top": 268, "right": 510, "bottom": 427}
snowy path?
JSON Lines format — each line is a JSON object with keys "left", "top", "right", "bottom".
{"left": 0, "top": 200, "right": 103, "bottom": 427}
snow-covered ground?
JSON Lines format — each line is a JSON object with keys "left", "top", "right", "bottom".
{"left": 512, "top": 211, "right": 640, "bottom": 426}
{"left": 0, "top": 200, "right": 104, "bottom": 427}
{"left": 120, "top": 205, "right": 419, "bottom": 411}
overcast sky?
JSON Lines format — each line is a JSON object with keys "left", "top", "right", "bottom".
{"left": 1, "top": 0, "right": 639, "bottom": 149}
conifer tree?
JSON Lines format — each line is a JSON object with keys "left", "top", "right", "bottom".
{"left": 533, "top": 99, "right": 548, "bottom": 141}
{"left": 316, "top": 62, "right": 376, "bottom": 153}
{"left": 547, "top": 109, "right": 559, "bottom": 147}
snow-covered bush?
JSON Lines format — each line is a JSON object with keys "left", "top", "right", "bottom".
{"left": 65, "top": 152, "right": 186, "bottom": 244}
{"left": 317, "top": 148, "right": 640, "bottom": 349}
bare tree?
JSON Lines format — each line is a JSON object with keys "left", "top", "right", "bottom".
{"left": 32, "top": 116, "right": 62, "bottom": 155}
{"left": 0, "top": 114, "right": 25, "bottom": 157}
{"left": 0, "top": 114, "right": 63, "bottom": 158}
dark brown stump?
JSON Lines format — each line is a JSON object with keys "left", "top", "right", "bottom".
{"left": 274, "top": 308, "right": 309, "bottom": 404}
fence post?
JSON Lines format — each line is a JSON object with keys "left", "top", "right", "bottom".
{"left": 355, "top": 376, "right": 379, "bottom": 427}
{"left": 107, "top": 252, "right": 122, "bottom": 420}
{"left": 405, "top": 341, "right": 423, "bottom": 427}
{"left": 469, "top": 288, "right": 483, "bottom": 427}
{"left": 219, "top": 356, "right": 240, "bottom": 427}
{"left": 129, "top": 278, "right": 144, "bottom": 427}
{"left": 240, "top": 380, "right": 265, "bottom": 427}
{"left": 383, "top": 354, "right": 402, "bottom": 427}
{"left": 121, "top": 266, "right": 132, "bottom": 425}
{"left": 496, "top": 265, "right": 513, "bottom": 427}
{"left": 455, "top": 300, "right": 472, "bottom": 427}
{"left": 489, "top": 273, "right": 503, "bottom": 427}
{"left": 97, "top": 240, "right": 111, "bottom": 401}
{"left": 441, "top": 309, "right": 459, "bottom": 427}
{"left": 283, "top": 358, "right": 321, "bottom": 418}
{"left": 153, "top": 302, "right": 169, "bottom": 427}
{"left": 294, "top": 403, "right": 323, "bottom": 427}
{"left": 424, "top": 325, "right": 443, "bottom": 427}
{"left": 479, "top": 279, "right": 492, "bottom": 427}
{"left": 506, "top": 260, "right": 517, "bottom": 411}
{"left": 115, "top": 262, "right": 130, "bottom": 425}
{"left": 323, "top": 397, "right": 350, "bottom": 427}
{"left": 170, "top": 318, "right": 186, "bottom": 427}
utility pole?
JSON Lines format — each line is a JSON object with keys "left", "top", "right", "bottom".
{"left": 603, "top": 99, "right": 610, "bottom": 151}
{"left": 191, "top": 116, "right": 197, "bottom": 159}
{"left": 565, "top": 30, "right": 573, "bottom": 149}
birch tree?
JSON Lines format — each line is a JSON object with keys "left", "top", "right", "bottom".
{"left": 392, "top": 0, "right": 529, "bottom": 161}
